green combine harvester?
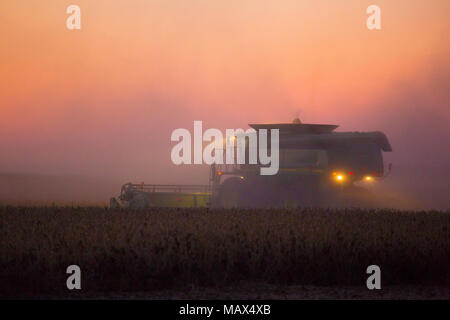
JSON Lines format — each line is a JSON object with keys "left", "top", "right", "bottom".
{"left": 111, "top": 120, "right": 392, "bottom": 208}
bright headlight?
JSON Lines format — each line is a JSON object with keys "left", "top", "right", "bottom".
{"left": 332, "top": 172, "right": 346, "bottom": 182}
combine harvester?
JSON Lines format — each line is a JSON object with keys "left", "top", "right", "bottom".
{"left": 110, "top": 119, "right": 392, "bottom": 208}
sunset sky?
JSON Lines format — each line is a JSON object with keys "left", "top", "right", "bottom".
{"left": 0, "top": 0, "right": 449, "bottom": 184}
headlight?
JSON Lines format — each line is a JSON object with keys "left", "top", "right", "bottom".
{"left": 364, "top": 176, "right": 373, "bottom": 182}
{"left": 332, "top": 172, "right": 346, "bottom": 183}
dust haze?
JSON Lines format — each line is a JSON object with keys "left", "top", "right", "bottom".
{"left": 1, "top": 59, "right": 448, "bottom": 210}
{"left": 0, "top": 1, "right": 449, "bottom": 210}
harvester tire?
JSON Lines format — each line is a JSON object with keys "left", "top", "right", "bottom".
{"left": 129, "top": 192, "right": 150, "bottom": 209}
{"left": 216, "top": 177, "right": 246, "bottom": 208}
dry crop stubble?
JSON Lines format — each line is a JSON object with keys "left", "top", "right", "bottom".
{"left": 0, "top": 206, "right": 448, "bottom": 297}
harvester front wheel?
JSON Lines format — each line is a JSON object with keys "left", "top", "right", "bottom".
{"left": 216, "top": 177, "right": 245, "bottom": 208}
{"left": 129, "top": 192, "right": 150, "bottom": 209}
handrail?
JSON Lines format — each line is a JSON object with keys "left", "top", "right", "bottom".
{"left": 123, "top": 183, "right": 211, "bottom": 194}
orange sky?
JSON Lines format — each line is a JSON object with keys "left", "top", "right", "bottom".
{"left": 0, "top": 0, "right": 449, "bottom": 182}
